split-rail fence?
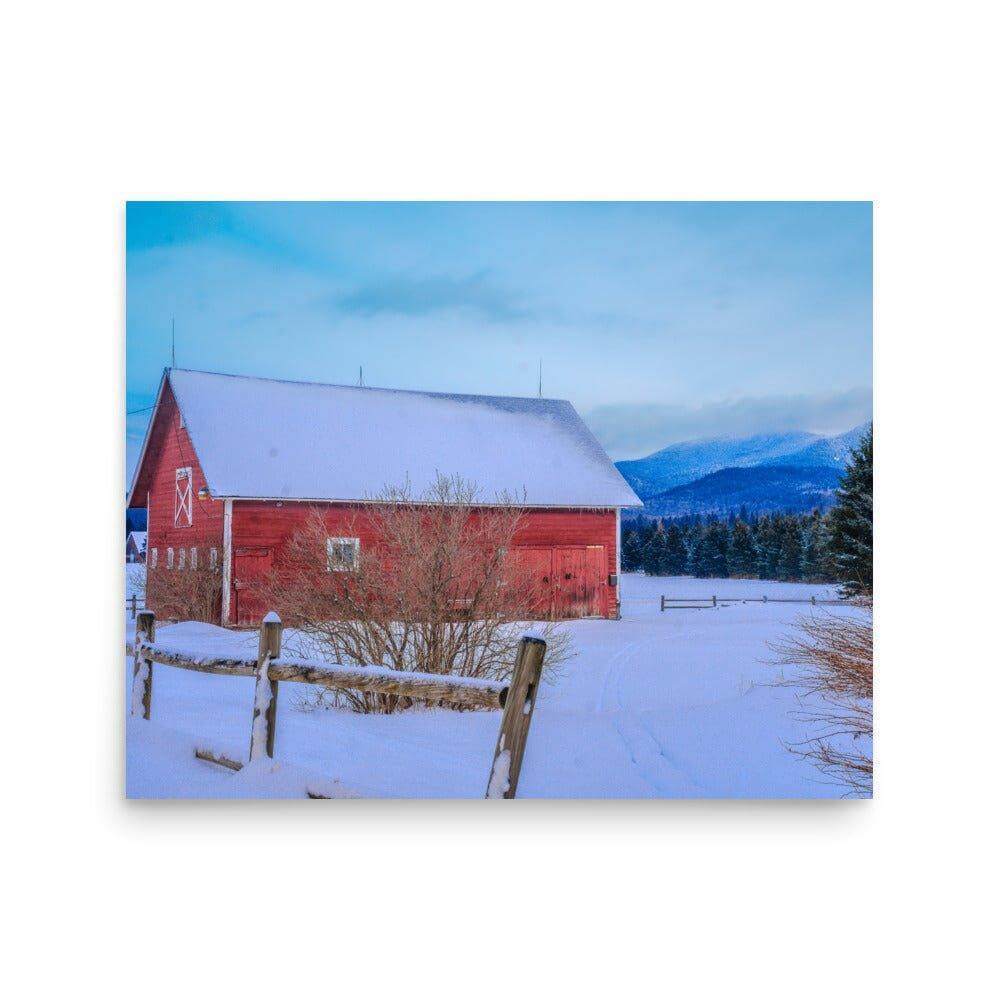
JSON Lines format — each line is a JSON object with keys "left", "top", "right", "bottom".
{"left": 127, "top": 610, "right": 545, "bottom": 799}
{"left": 660, "top": 594, "right": 847, "bottom": 610}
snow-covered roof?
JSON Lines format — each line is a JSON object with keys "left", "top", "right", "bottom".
{"left": 127, "top": 531, "right": 147, "bottom": 549}
{"left": 163, "top": 369, "right": 640, "bottom": 508}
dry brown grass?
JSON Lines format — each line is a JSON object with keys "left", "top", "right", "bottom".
{"left": 146, "top": 564, "right": 222, "bottom": 624}
{"left": 261, "top": 475, "right": 572, "bottom": 714}
{"left": 773, "top": 599, "right": 873, "bottom": 796}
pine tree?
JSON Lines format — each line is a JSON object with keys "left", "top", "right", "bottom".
{"left": 827, "top": 424, "right": 873, "bottom": 595}
{"left": 663, "top": 523, "right": 688, "bottom": 575}
{"left": 622, "top": 530, "right": 644, "bottom": 572}
{"left": 642, "top": 522, "right": 669, "bottom": 575}
{"left": 729, "top": 519, "right": 757, "bottom": 577}
{"left": 799, "top": 510, "right": 830, "bottom": 582}
{"left": 690, "top": 521, "right": 729, "bottom": 577}
{"left": 754, "top": 515, "right": 781, "bottom": 579}
{"left": 778, "top": 519, "right": 803, "bottom": 580}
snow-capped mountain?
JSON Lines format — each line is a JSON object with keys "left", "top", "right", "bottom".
{"left": 638, "top": 465, "right": 844, "bottom": 519}
{"left": 759, "top": 424, "right": 868, "bottom": 470}
{"left": 615, "top": 431, "right": 821, "bottom": 499}
{"left": 615, "top": 424, "right": 869, "bottom": 518}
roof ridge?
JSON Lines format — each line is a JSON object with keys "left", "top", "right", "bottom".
{"left": 169, "top": 367, "right": 569, "bottom": 405}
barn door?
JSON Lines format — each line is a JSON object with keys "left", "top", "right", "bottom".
{"left": 552, "top": 548, "right": 585, "bottom": 618}
{"left": 585, "top": 545, "right": 608, "bottom": 618}
{"left": 233, "top": 546, "right": 273, "bottom": 625}
{"left": 553, "top": 545, "right": 607, "bottom": 618}
{"left": 507, "top": 547, "right": 554, "bottom": 619}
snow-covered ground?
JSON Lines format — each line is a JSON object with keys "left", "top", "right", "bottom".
{"left": 125, "top": 572, "right": 864, "bottom": 798}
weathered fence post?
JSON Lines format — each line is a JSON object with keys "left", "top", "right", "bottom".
{"left": 660, "top": 595, "right": 665, "bottom": 612}
{"left": 130, "top": 594, "right": 137, "bottom": 619}
{"left": 249, "top": 611, "right": 283, "bottom": 761}
{"left": 486, "top": 635, "right": 546, "bottom": 799}
{"left": 130, "top": 610, "right": 155, "bottom": 720}
{"left": 712, "top": 594, "right": 717, "bottom": 607}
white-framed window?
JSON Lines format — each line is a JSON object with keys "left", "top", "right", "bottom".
{"left": 209, "top": 547, "right": 218, "bottom": 570}
{"left": 166, "top": 547, "right": 174, "bottom": 569}
{"left": 326, "top": 536, "right": 360, "bottom": 572}
{"left": 174, "top": 467, "right": 193, "bottom": 527}
{"left": 150, "top": 547, "right": 158, "bottom": 569}
{"left": 190, "top": 547, "right": 198, "bottom": 570}
{"left": 178, "top": 547, "right": 186, "bottom": 570}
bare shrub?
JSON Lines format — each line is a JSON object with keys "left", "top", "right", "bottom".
{"left": 262, "top": 474, "right": 572, "bottom": 714}
{"left": 773, "top": 600, "right": 873, "bottom": 796}
{"left": 146, "top": 564, "right": 222, "bottom": 623}
{"left": 125, "top": 563, "right": 146, "bottom": 606}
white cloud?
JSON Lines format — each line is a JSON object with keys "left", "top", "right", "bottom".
{"left": 585, "top": 388, "right": 872, "bottom": 459}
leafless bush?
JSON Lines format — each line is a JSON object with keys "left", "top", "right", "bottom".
{"left": 125, "top": 563, "right": 146, "bottom": 605}
{"left": 263, "top": 474, "right": 572, "bottom": 714}
{"left": 772, "top": 600, "right": 873, "bottom": 796}
{"left": 146, "top": 564, "right": 222, "bottom": 624}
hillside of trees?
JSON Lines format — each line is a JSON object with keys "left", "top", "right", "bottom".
{"left": 622, "top": 425, "right": 873, "bottom": 592}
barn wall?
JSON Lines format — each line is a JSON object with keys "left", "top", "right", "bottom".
{"left": 232, "top": 502, "right": 617, "bottom": 564}
{"left": 142, "top": 384, "right": 225, "bottom": 570}
{"left": 231, "top": 501, "right": 619, "bottom": 620}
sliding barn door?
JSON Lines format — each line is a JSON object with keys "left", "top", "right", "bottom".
{"left": 510, "top": 544, "right": 608, "bottom": 619}
{"left": 507, "top": 546, "right": 554, "bottom": 619}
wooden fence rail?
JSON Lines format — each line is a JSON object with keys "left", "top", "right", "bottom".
{"left": 128, "top": 610, "right": 545, "bottom": 798}
{"left": 660, "top": 594, "right": 847, "bottom": 610}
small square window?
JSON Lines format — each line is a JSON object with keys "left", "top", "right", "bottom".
{"left": 209, "top": 547, "right": 218, "bottom": 570}
{"left": 178, "top": 547, "right": 186, "bottom": 570}
{"left": 326, "top": 537, "right": 360, "bottom": 572}
{"left": 166, "top": 547, "right": 174, "bottom": 569}
{"left": 150, "top": 547, "right": 158, "bottom": 569}
{"left": 190, "top": 547, "right": 198, "bottom": 570}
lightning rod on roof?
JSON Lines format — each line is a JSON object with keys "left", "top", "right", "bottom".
{"left": 171, "top": 318, "right": 176, "bottom": 368}
{"left": 359, "top": 365, "right": 364, "bottom": 387}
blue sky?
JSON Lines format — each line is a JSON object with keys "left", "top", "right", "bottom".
{"left": 126, "top": 202, "right": 871, "bottom": 476}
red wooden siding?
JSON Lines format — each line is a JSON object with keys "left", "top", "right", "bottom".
{"left": 137, "top": 384, "right": 225, "bottom": 579}
{"left": 229, "top": 501, "right": 618, "bottom": 624}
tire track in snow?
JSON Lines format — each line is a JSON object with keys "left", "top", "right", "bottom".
{"left": 599, "top": 634, "right": 704, "bottom": 797}
{"left": 596, "top": 639, "right": 640, "bottom": 713}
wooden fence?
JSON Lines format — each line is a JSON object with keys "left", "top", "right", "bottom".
{"left": 660, "top": 593, "right": 847, "bottom": 610}
{"left": 128, "top": 610, "right": 545, "bottom": 799}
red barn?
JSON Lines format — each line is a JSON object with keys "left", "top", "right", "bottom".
{"left": 127, "top": 369, "right": 641, "bottom": 625}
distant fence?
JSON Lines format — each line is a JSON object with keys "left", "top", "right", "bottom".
{"left": 660, "top": 593, "right": 847, "bottom": 611}
{"left": 127, "top": 610, "right": 545, "bottom": 799}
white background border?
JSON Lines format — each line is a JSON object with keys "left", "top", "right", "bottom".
{"left": 5, "top": 2, "right": 997, "bottom": 996}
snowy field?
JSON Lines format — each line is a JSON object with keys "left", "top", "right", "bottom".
{"left": 125, "top": 571, "right": 864, "bottom": 799}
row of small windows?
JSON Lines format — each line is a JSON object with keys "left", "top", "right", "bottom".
{"left": 148, "top": 540, "right": 358, "bottom": 572}
{"left": 150, "top": 547, "right": 218, "bottom": 570}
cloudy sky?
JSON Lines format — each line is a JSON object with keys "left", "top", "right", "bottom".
{"left": 126, "top": 202, "right": 871, "bottom": 477}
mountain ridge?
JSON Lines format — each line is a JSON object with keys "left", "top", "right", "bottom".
{"left": 614, "top": 423, "right": 869, "bottom": 520}
{"left": 615, "top": 424, "right": 867, "bottom": 500}
{"left": 635, "top": 464, "right": 844, "bottom": 519}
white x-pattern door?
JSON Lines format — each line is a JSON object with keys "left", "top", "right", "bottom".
{"left": 175, "top": 467, "right": 193, "bottom": 527}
